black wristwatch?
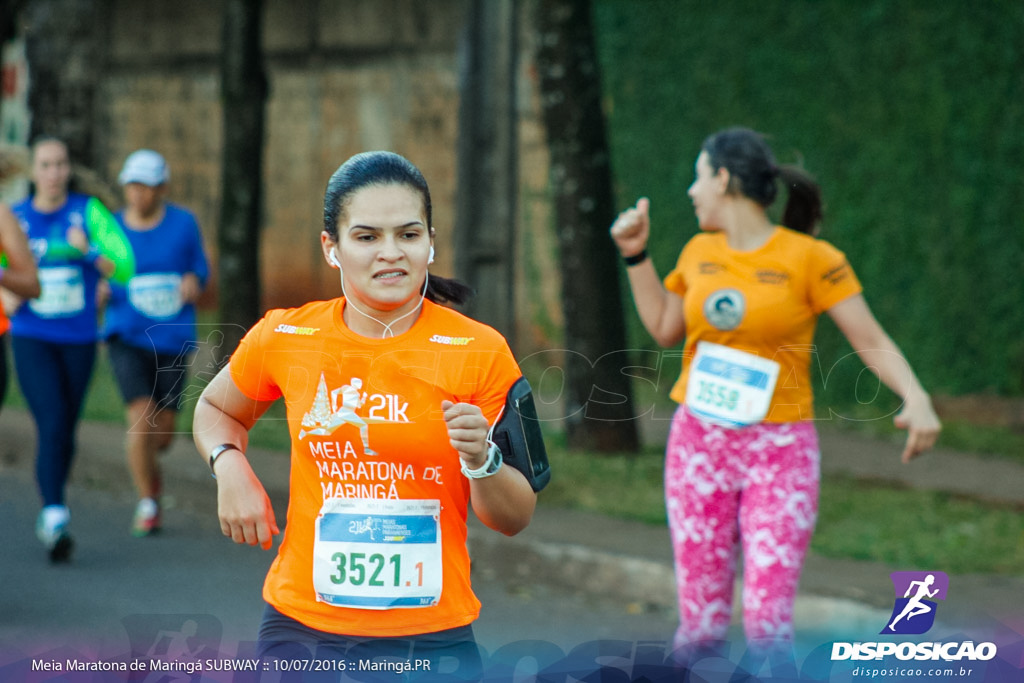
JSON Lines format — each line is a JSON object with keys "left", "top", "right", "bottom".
{"left": 208, "top": 443, "right": 241, "bottom": 478}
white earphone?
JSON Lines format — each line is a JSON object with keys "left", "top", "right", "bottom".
{"left": 429, "top": 245, "right": 435, "bottom": 264}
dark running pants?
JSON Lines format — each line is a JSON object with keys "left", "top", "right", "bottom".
{"left": 12, "top": 335, "right": 96, "bottom": 507}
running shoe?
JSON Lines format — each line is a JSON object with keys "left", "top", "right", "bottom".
{"left": 132, "top": 498, "right": 161, "bottom": 537}
{"left": 36, "top": 510, "right": 74, "bottom": 563}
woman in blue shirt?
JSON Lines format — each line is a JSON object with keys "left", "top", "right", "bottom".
{"left": 10, "top": 137, "right": 135, "bottom": 563}
{"left": 103, "top": 149, "right": 210, "bottom": 537}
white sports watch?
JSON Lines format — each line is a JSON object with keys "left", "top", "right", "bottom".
{"left": 460, "top": 440, "right": 503, "bottom": 479}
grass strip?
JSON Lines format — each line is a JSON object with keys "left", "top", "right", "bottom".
{"left": 537, "top": 446, "right": 1024, "bottom": 576}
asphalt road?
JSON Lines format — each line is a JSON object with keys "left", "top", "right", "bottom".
{"left": 0, "top": 456, "right": 681, "bottom": 677}
{"left": 4, "top": 406, "right": 1023, "bottom": 681}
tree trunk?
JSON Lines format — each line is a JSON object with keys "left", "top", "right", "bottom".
{"left": 218, "top": 0, "right": 267, "bottom": 361}
{"left": 454, "top": 0, "right": 519, "bottom": 347}
{"left": 534, "top": 0, "right": 639, "bottom": 452}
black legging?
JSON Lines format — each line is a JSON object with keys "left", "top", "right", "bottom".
{"left": 11, "top": 335, "right": 97, "bottom": 507}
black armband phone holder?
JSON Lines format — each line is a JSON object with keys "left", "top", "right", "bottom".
{"left": 490, "top": 377, "right": 551, "bottom": 492}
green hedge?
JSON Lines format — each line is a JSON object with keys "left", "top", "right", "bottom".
{"left": 594, "top": 0, "right": 1024, "bottom": 412}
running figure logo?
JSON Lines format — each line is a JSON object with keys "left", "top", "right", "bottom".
{"left": 300, "top": 374, "right": 377, "bottom": 454}
{"left": 882, "top": 571, "right": 949, "bottom": 635}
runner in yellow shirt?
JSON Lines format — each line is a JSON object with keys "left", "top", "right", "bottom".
{"left": 611, "top": 127, "right": 941, "bottom": 654}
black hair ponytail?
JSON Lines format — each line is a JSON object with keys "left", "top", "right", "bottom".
{"left": 703, "top": 128, "right": 823, "bottom": 235}
{"left": 777, "top": 164, "right": 822, "bottom": 236}
{"left": 426, "top": 275, "right": 474, "bottom": 305}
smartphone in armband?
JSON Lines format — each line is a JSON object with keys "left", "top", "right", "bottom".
{"left": 491, "top": 377, "right": 551, "bottom": 492}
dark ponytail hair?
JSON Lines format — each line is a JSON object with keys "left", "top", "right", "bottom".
{"left": 323, "top": 151, "right": 474, "bottom": 305}
{"left": 701, "top": 127, "right": 822, "bottom": 235}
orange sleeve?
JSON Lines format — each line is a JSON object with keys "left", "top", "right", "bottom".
{"left": 228, "top": 314, "right": 284, "bottom": 402}
{"left": 444, "top": 330, "right": 522, "bottom": 425}
{"left": 662, "top": 246, "right": 690, "bottom": 297}
{"left": 476, "top": 340, "right": 522, "bottom": 425}
{"left": 807, "top": 239, "right": 863, "bottom": 313}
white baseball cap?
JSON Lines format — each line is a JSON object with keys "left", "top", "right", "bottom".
{"left": 119, "top": 149, "right": 169, "bottom": 186}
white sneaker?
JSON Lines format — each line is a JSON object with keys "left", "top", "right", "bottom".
{"left": 132, "top": 498, "right": 161, "bottom": 537}
{"left": 36, "top": 506, "right": 73, "bottom": 563}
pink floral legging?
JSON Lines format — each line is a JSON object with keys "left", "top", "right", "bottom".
{"left": 665, "top": 406, "right": 820, "bottom": 648}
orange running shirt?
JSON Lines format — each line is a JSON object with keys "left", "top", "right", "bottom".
{"left": 663, "top": 227, "right": 863, "bottom": 422}
{"left": 229, "top": 298, "right": 522, "bottom": 637}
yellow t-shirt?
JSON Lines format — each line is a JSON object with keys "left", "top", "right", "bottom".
{"left": 229, "top": 298, "right": 522, "bottom": 636}
{"left": 663, "top": 227, "right": 862, "bottom": 422}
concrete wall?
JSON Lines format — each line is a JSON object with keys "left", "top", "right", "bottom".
{"left": 93, "top": 0, "right": 459, "bottom": 308}
{"left": 87, "top": 0, "right": 562, "bottom": 355}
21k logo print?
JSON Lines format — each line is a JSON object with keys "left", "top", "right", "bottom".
{"left": 881, "top": 571, "right": 949, "bottom": 635}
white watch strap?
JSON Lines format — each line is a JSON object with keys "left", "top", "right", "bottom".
{"left": 461, "top": 440, "right": 503, "bottom": 479}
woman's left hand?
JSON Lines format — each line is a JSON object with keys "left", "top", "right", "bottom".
{"left": 894, "top": 395, "right": 941, "bottom": 463}
{"left": 441, "top": 400, "right": 489, "bottom": 469}
{"left": 66, "top": 226, "right": 90, "bottom": 255}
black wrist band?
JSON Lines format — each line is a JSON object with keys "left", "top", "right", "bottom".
{"left": 208, "top": 443, "right": 241, "bottom": 478}
{"left": 623, "top": 250, "right": 649, "bottom": 266}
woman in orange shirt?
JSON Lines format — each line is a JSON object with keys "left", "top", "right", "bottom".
{"left": 0, "top": 145, "right": 41, "bottom": 410}
{"left": 0, "top": 206, "right": 41, "bottom": 411}
{"left": 193, "top": 151, "right": 536, "bottom": 676}
{"left": 611, "top": 128, "right": 941, "bottom": 653}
